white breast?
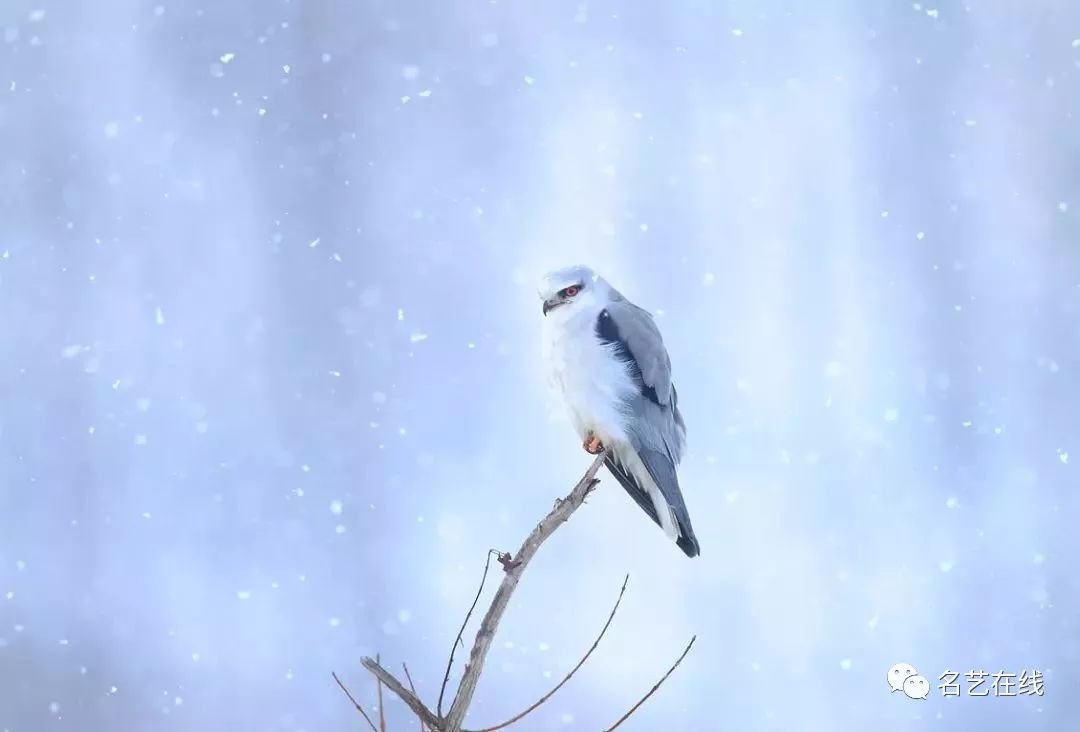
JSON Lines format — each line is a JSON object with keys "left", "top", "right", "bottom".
{"left": 542, "top": 309, "right": 635, "bottom": 447}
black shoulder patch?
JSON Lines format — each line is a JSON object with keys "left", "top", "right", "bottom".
{"left": 595, "top": 309, "right": 661, "bottom": 406}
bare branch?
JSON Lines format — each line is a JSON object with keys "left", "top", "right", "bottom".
{"left": 376, "top": 654, "right": 388, "bottom": 732}
{"left": 331, "top": 671, "right": 379, "bottom": 732}
{"left": 439, "top": 549, "right": 499, "bottom": 716}
{"left": 360, "top": 656, "right": 443, "bottom": 730}
{"left": 402, "top": 662, "right": 428, "bottom": 732}
{"left": 350, "top": 452, "right": 678, "bottom": 732}
{"left": 442, "top": 449, "right": 610, "bottom": 732}
{"left": 602, "top": 635, "right": 697, "bottom": 732}
{"left": 471, "top": 573, "right": 630, "bottom": 732}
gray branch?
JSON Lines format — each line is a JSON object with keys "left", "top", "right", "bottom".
{"left": 442, "top": 449, "right": 609, "bottom": 732}
{"left": 356, "top": 450, "right": 609, "bottom": 731}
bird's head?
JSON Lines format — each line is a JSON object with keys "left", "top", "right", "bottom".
{"left": 538, "top": 265, "right": 609, "bottom": 318}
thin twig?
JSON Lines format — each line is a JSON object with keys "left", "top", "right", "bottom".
{"left": 442, "top": 450, "right": 610, "bottom": 732}
{"left": 603, "top": 635, "right": 697, "bottom": 732}
{"left": 472, "top": 573, "right": 630, "bottom": 732}
{"left": 438, "top": 549, "right": 499, "bottom": 716}
{"left": 402, "top": 662, "right": 427, "bottom": 732}
{"left": 331, "top": 671, "right": 379, "bottom": 732}
{"left": 360, "top": 657, "right": 443, "bottom": 729}
{"left": 376, "top": 654, "right": 388, "bottom": 732}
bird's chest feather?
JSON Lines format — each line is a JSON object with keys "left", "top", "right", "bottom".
{"left": 542, "top": 313, "right": 634, "bottom": 439}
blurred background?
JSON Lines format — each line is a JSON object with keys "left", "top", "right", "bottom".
{"left": 2, "top": 0, "right": 1078, "bottom": 730}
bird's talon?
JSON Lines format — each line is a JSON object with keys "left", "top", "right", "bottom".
{"left": 582, "top": 433, "right": 604, "bottom": 455}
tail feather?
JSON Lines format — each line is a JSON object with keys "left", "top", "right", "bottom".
{"left": 604, "top": 453, "right": 661, "bottom": 525}
{"left": 605, "top": 449, "right": 700, "bottom": 558}
{"left": 637, "top": 448, "right": 700, "bottom": 558}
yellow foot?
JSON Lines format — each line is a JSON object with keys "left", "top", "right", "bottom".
{"left": 582, "top": 432, "right": 605, "bottom": 455}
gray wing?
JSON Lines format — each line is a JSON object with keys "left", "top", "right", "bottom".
{"left": 597, "top": 297, "right": 686, "bottom": 461}
{"left": 601, "top": 297, "right": 674, "bottom": 408}
{"left": 596, "top": 298, "right": 698, "bottom": 557}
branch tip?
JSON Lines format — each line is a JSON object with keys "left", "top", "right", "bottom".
{"left": 332, "top": 671, "right": 379, "bottom": 732}
{"left": 402, "top": 662, "right": 427, "bottom": 732}
{"left": 603, "top": 635, "right": 697, "bottom": 731}
{"left": 360, "top": 656, "right": 442, "bottom": 730}
{"left": 471, "top": 572, "right": 632, "bottom": 732}
{"left": 438, "top": 548, "right": 499, "bottom": 717}
{"left": 374, "top": 654, "right": 388, "bottom": 732}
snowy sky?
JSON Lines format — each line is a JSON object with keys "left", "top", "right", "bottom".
{"left": 2, "top": 1, "right": 1078, "bottom": 730}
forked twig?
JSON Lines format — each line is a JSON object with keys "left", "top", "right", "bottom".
{"left": 353, "top": 450, "right": 700, "bottom": 732}
{"left": 438, "top": 549, "right": 499, "bottom": 716}
{"left": 402, "top": 662, "right": 427, "bottom": 732}
{"left": 603, "top": 635, "right": 697, "bottom": 731}
{"left": 441, "top": 449, "right": 609, "bottom": 732}
{"left": 471, "top": 574, "right": 631, "bottom": 732}
{"left": 361, "top": 657, "right": 442, "bottom": 729}
{"left": 331, "top": 671, "right": 379, "bottom": 732}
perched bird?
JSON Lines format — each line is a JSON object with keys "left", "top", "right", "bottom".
{"left": 539, "top": 265, "right": 700, "bottom": 557}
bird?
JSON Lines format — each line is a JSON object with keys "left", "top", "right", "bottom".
{"left": 538, "top": 264, "right": 700, "bottom": 557}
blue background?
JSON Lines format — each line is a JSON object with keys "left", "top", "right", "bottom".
{"left": 1, "top": 1, "right": 1077, "bottom": 730}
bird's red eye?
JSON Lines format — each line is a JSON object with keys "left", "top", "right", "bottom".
{"left": 563, "top": 286, "right": 579, "bottom": 297}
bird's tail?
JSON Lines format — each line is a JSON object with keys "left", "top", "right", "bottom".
{"left": 675, "top": 526, "right": 701, "bottom": 558}
{"left": 638, "top": 448, "right": 700, "bottom": 558}
{"left": 605, "top": 450, "right": 700, "bottom": 558}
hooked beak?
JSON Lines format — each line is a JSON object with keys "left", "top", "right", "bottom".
{"left": 542, "top": 299, "right": 560, "bottom": 316}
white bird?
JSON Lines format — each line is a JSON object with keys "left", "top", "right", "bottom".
{"left": 539, "top": 264, "right": 700, "bottom": 557}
